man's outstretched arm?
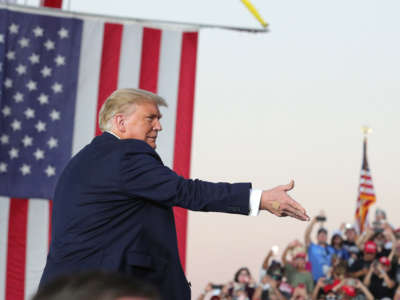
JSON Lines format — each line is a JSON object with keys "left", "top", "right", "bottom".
{"left": 122, "top": 148, "right": 309, "bottom": 221}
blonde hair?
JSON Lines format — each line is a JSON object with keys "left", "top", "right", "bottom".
{"left": 98, "top": 88, "right": 167, "bottom": 132}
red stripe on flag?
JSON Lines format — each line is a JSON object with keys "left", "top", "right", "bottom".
{"left": 360, "top": 184, "right": 373, "bottom": 189}
{"left": 41, "top": 0, "right": 63, "bottom": 8}
{"left": 172, "top": 32, "right": 198, "bottom": 271}
{"left": 5, "top": 198, "right": 29, "bottom": 300}
{"left": 95, "top": 23, "right": 123, "bottom": 136}
{"left": 139, "top": 28, "right": 162, "bottom": 93}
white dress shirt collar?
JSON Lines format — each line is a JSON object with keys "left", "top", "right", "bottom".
{"left": 105, "top": 130, "right": 121, "bottom": 140}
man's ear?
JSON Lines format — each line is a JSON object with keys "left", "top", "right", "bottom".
{"left": 114, "top": 114, "right": 125, "bottom": 132}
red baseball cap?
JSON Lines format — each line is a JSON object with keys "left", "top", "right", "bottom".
{"left": 323, "top": 279, "right": 341, "bottom": 293}
{"left": 379, "top": 256, "right": 390, "bottom": 266}
{"left": 341, "top": 285, "right": 356, "bottom": 297}
{"left": 294, "top": 252, "right": 307, "bottom": 259}
{"left": 364, "top": 241, "right": 377, "bottom": 254}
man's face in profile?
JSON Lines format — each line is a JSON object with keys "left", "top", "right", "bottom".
{"left": 122, "top": 102, "right": 162, "bottom": 149}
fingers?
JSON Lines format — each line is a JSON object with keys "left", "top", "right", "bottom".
{"left": 279, "top": 195, "right": 309, "bottom": 221}
{"left": 288, "top": 199, "right": 309, "bottom": 220}
{"left": 261, "top": 183, "right": 309, "bottom": 221}
{"left": 281, "top": 208, "right": 308, "bottom": 221}
{"left": 281, "top": 180, "right": 295, "bottom": 192}
{"left": 270, "top": 203, "right": 304, "bottom": 220}
{"left": 280, "top": 180, "right": 309, "bottom": 220}
{"left": 265, "top": 199, "right": 309, "bottom": 221}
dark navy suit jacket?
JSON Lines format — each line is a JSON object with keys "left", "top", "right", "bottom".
{"left": 40, "top": 132, "right": 251, "bottom": 299}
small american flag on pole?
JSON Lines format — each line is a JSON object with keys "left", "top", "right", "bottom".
{"left": 355, "top": 130, "right": 376, "bottom": 233}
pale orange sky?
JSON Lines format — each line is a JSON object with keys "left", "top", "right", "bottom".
{"left": 186, "top": 1, "right": 400, "bottom": 297}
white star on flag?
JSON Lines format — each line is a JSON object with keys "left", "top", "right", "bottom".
{"left": 47, "top": 137, "right": 58, "bottom": 149}
{"left": 52, "top": 82, "right": 63, "bottom": 93}
{"left": 44, "top": 39, "right": 55, "bottom": 50}
{"left": 0, "top": 134, "right": 9, "bottom": 145}
{"left": 41, "top": 66, "right": 52, "bottom": 77}
{"left": 9, "top": 23, "right": 19, "bottom": 34}
{"left": 49, "top": 110, "right": 60, "bottom": 121}
{"left": 20, "top": 164, "right": 31, "bottom": 176}
{"left": 0, "top": 162, "right": 7, "bottom": 173}
{"left": 26, "top": 80, "right": 38, "bottom": 91}
{"left": 29, "top": 53, "right": 40, "bottom": 64}
{"left": 54, "top": 55, "right": 66, "bottom": 66}
{"left": 11, "top": 119, "right": 22, "bottom": 131}
{"left": 24, "top": 108, "right": 35, "bottom": 119}
{"left": 22, "top": 135, "right": 33, "bottom": 147}
{"left": 58, "top": 28, "right": 69, "bottom": 39}
{"left": 13, "top": 92, "right": 24, "bottom": 103}
{"left": 2, "top": 106, "right": 11, "bottom": 117}
{"left": 38, "top": 93, "right": 49, "bottom": 105}
{"left": 33, "top": 26, "right": 44, "bottom": 37}
{"left": 18, "top": 37, "right": 30, "bottom": 48}
{"left": 35, "top": 120, "right": 46, "bottom": 132}
{"left": 4, "top": 78, "right": 13, "bottom": 88}
{"left": 45, "top": 165, "right": 56, "bottom": 177}
{"left": 9, "top": 148, "right": 19, "bottom": 159}
{"left": 6, "top": 51, "right": 16, "bottom": 60}
{"left": 15, "top": 64, "right": 27, "bottom": 75}
{"left": 33, "top": 149, "right": 45, "bottom": 160}
{"left": 0, "top": 33, "right": 4, "bottom": 43}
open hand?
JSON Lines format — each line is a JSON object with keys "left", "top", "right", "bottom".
{"left": 260, "top": 180, "right": 309, "bottom": 221}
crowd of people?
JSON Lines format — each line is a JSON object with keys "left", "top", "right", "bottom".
{"left": 198, "top": 209, "right": 400, "bottom": 300}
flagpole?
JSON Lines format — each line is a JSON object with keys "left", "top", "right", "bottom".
{"left": 0, "top": 2, "right": 269, "bottom": 33}
{"left": 361, "top": 125, "right": 372, "bottom": 168}
{"left": 355, "top": 125, "right": 376, "bottom": 233}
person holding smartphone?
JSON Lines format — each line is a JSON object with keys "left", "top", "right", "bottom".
{"left": 304, "top": 215, "right": 335, "bottom": 282}
{"left": 348, "top": 241, "right": 377, "bottom": 281}
{"left": 226, "top": 267, "right": 256, "bottom": 299}
{"left": 331, "top": 278, "right": 373, "bottom": 300}
{"left": 363, "top": 256, "right": 396, "bottom": 299}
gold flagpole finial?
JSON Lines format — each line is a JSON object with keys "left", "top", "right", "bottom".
{"left": 240, "top": 0, "right": 269, "bottom": 28}
{"left": 361, "top": 125, "right": 372, "bottom": 137}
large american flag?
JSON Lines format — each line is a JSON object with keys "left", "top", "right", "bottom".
{"left": 355, "top": 136, "right": 376, "bottom": 233}
{"left": 0, "top": 4, "right": 198, "bottom": 299}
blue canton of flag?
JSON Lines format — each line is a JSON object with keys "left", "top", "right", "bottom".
{"left": 0, "top": 9, "right": 82, "bottom": 199}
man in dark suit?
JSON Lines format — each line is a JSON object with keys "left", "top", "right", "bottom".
{"left": 39, "top": 88, "right": 309, "bottom": 300}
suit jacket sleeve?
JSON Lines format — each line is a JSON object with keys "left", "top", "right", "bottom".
{"left": 119, "top": 142, "right": 251, "bottom": 215}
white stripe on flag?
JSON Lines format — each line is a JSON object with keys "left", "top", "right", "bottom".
{"left": 72, "top": 20, "right": 104, "bottom": 155}
{"left": 24, "top": 199, "right": 50, "bottom": 300}
{"left": 360, "top": 169, "right": 370, "bottom": 176}
{"left": 156, "top": 30, "right": 183, "bottom": 168}
{"left": 118, "top": 25, "right": 143, "bottom": 89}
{"left": 360, "top": 178, "right": 373, "bottom": 185}
{"left": 360, "top": 187, "right": 374, "bottom": 194}
{"left": 0, "top": 197, "right": 10, "bottom": 300}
